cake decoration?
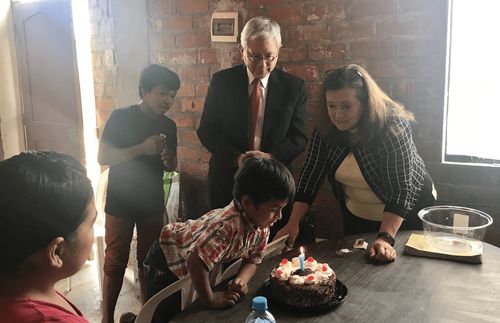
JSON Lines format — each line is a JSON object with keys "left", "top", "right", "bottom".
{"left": 270, "top": 247, "right": 337, "bottom": 308}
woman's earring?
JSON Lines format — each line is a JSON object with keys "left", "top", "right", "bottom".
{"left": 58, "top": 258, "right": 62, "bottom": 265}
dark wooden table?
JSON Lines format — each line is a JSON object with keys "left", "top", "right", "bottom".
{"left": 171, "top": 231, "right": 500, "bottom": 322}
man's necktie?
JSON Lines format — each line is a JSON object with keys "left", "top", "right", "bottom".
{"left": 248, "top": 78, "right": 262, "bottom": 150}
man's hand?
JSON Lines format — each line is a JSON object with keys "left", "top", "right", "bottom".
{"left": 369, "top": 238, "right": 397, "bottom": 262}
{"left": 228, "top": 278, "right": 248, "bottom": 296}
{"left": 209, "top": 290, "right": 242, "bottom": 308}
{"left": 236, "top": 150, "right": 273, "bottom": 168}
{"left": 274, "top": 223, "right": 300, "bottom": 248}
{"left": 161, "top": 148, "right": 177, "bottom": 171}
{"left": 236, "top": 153, "right": 247, "bottom": 168}
{"left": 142, "top": 135, "right": 166, "bottom": 155}
{"left": 245, "top": 150, "right": 272, "bottom": 160}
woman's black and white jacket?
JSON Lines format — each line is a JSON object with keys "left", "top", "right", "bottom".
{"left": 294, "top": 117, "right": 431, "bottom": 218}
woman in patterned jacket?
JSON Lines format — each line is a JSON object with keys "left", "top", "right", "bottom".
{"left": 275, "top": 64, "right": 436, "bottom": 262}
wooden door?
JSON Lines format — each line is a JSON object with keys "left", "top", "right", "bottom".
{"left": 13, "top": 0, "right": 83, "bottom": 160}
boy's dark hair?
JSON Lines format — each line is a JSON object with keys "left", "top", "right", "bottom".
{"left": 232, "top": 157, "right": 295, "bottom": 206}
{"left": 138, "top": 64, "right": 180, "bottom": 98}
{"left": 0, "top": 151, "right": 93, "bottom": 272}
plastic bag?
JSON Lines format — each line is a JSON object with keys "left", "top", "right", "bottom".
{"left": 163, "top": 171, "right": 180, "bottom": 224}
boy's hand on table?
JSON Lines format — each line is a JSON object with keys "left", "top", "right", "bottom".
{"left": 228, "top": 278, "right": 248, "bottom": 296}
{"left": 209, "top": 290, "right": 241, "bottom": 308}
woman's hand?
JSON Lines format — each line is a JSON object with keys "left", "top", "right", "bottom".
{"left": 209, "top": 290, "right": 242, "bottom": 308}
{"left": 274, "top": 222, "right": 300, "bottom": 248}
{"left": 369, "top": 238, "right": 397, "bottom": 262}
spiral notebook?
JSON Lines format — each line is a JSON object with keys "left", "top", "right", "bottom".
{"left": 404, "top": 233, "right": 482, "bottom": 264}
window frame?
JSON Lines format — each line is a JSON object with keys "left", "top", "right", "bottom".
{"left": 442, "top": 0, "right": 500, "bottom": 167}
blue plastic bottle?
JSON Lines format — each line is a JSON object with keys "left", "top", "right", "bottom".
{"left": 244, "top": 296, "right": 276, "bottom": 323}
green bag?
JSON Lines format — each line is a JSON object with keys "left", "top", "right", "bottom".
{"left": 163, "top": 171, "right": 176, "bottom": 203}
{"left": 163, "top": 171, "right": 180, "bottom": 224}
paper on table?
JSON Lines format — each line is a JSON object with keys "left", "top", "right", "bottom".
{"left": 353, "top": 238, "right": 368, "bottom": 250}
{"left": 453, "top": 213, "right": 469, "bottom": 235}
{"left": 404, "top": 233, "right": 482, "bottom": 264}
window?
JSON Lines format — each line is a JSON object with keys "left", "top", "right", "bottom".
{"left": 444, "top": 0, "right": 500, "bottom": 166}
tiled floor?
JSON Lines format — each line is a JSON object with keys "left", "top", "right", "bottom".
{"left": 56, "top": 260, "right": 141, "bottom": 323}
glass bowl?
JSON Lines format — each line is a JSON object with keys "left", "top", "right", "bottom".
{"left": 417, "top": 206, "right": 493, "bottom": 254}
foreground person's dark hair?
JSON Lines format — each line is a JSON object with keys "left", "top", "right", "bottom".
{"left": 0, "top": 151, "right": 93, "bottom": 272}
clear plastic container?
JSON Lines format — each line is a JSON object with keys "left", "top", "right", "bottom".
{"left": 418, "top": 206, "right": 493, "bottom": 255}
{"left": 244, "top": 296, "right": 276, "bottom": 323}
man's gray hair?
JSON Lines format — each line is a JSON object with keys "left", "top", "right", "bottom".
{"left": 240, "top": 16, "right": 282, "bottom": 49}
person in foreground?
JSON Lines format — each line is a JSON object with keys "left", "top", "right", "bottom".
{"left": 137, "top": 157, "right": 295, "bottom": 322}
{"left": 197, "top": 16, "right": 307, "bottom": 237}
{"left": 0, "top": 151, "right": 95, "bottom": 322}
{"left": 275, "top": 64, "right": 436, "bottom": 262}
{"left": 98, "top": 64, "right": 179, "bottom": 323}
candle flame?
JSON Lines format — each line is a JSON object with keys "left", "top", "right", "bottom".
{"left": 300, "top": 246, "right": 304, "bottom": 254}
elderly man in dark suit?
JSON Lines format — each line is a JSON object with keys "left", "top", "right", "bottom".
{"left": 197, "top": 16, "right": 307, "bottom": 236}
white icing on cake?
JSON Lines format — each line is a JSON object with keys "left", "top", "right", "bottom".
{"left": 273, "top": 268, "right": 290, "bottom": 280}
{"left": 315, "top": 263, "right": 334, "bottom": 275}
{"left": 272, "top": 257, "right": 334, "bottom": 285}
{"left": 289, "top": 275, "right": 305, "bottom": 285}
{"left": 315, "top": 272, "right": 330, "bottom": 282}
{"left": 304, "top": 274, "right": 317, "bottom": 284}
{"left": 305, "top": 257, "right": 318, "bottom": 269}
{"left": 280, "top": 259, "right": 293, "bottom": 271}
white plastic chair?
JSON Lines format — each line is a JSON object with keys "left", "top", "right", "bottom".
{"left": 211, "top": 234, "right": 290, "bottom": 287}
{"left": 215, "top": 258, "right": 243, "bottom": 286}
{"left": 134, "top": 275, "right": 196, "bottom": 323}
{"left": 263, "top": 234, "right": 289, "bottom": 260}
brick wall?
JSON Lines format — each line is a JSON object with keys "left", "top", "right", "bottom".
{"left": 91, "top": 0, "right": 500, "bottom": 245}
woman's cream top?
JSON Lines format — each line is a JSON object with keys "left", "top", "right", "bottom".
{"left": 335, "top": 153, "right": 385, "bottom": 221}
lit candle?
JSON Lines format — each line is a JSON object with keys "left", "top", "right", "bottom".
{"left": 299, "top": 246, "right": 305, "bottom": 271}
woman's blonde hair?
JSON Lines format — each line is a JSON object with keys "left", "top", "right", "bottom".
{"left": 317, "top": 63, "right": 414, "bottom": 145}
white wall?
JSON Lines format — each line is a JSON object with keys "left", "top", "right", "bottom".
{"left": 111, "top": 0, "right": 149, "bottom": 107}
{"left": 0, "top": 1, "right": 24, "bottom": 158}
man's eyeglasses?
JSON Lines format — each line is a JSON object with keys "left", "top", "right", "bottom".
{"left": 326, "top": 68, "right": 364, "bottom": 88}
{"left": 246, "top": 51, "right": 278, "bottom": 64}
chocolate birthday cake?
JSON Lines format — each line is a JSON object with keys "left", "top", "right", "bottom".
{"left": 270, "top": 256, "right": 336, "bottom": 308}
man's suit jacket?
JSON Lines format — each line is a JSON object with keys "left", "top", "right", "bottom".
{"left": 198, "top": 64, "right": 308, "bottom": 167}
{"left": 197, "top": 64, "right": 308, "bottom": 208}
